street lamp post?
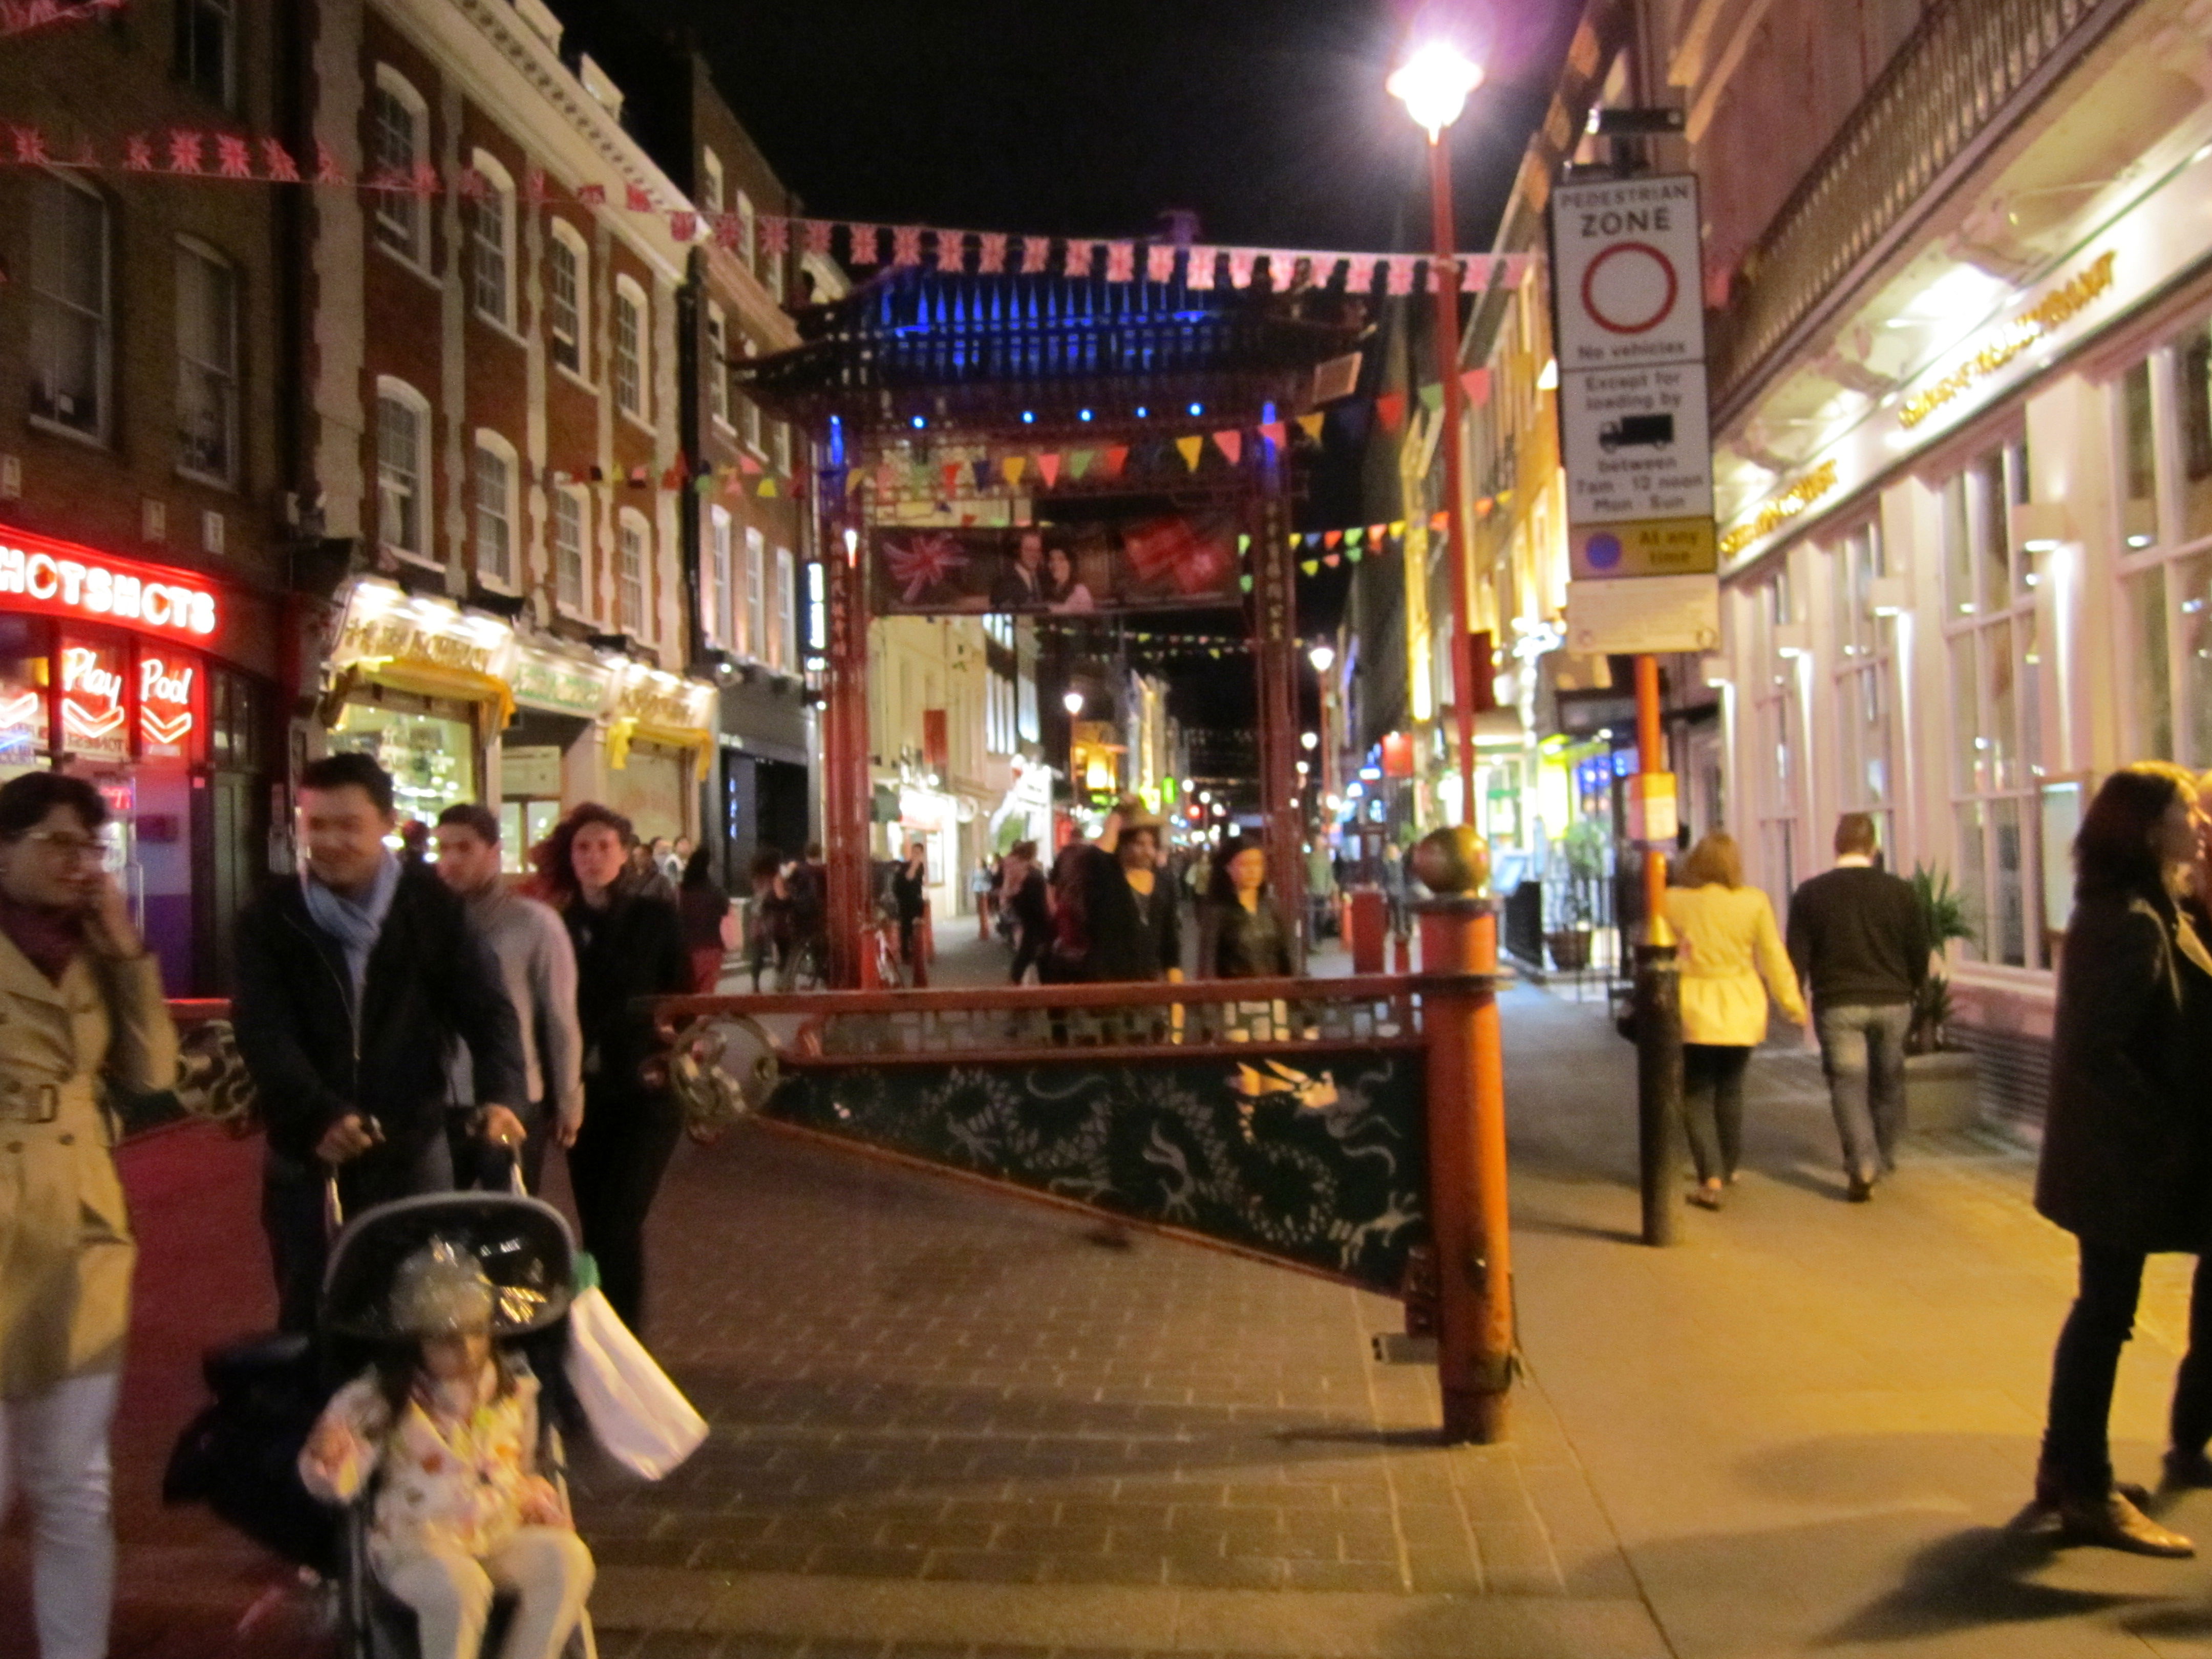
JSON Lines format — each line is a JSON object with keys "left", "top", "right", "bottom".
{"left": 1389, "top": 41, "right": 1484, "bottom": 831}
{"left": 1307, "top": 642, "right": 1338, "bottom": 811}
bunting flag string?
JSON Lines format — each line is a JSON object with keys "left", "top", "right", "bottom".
{"left": 2, "top": 0, "right": 126, "bottom": 38}
{"left": 0, "top": 111, "right": 1541, "bottom": 297}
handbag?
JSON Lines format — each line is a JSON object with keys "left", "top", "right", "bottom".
{"left": 565, "top": 1254, "right": 708, "bottom": 1480}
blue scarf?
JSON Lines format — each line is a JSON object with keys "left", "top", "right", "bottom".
{"left": 301, "top": 850, "right": 400, "bottom": 1003}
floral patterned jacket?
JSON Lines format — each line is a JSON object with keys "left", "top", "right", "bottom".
{"left": 299, "top": 1360, "right": 567, "bottom": 1562}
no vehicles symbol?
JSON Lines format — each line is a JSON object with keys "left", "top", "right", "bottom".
{"left": 1580, "top": 242, "right": 1677, "bottom": 336}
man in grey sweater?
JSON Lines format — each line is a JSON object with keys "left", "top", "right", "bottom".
{"left": 1786, "top": 813, "right": 1930, "bottom": 1202}
{"left": 434, "top": 803, "right": 584, "bottom": 1192}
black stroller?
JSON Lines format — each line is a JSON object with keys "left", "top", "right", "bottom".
{"left": 166, "top": 1187, "right": 596, "bottom": 1659}
{"left": 320, "top": 1189, "right": 597, "bottom": 1659}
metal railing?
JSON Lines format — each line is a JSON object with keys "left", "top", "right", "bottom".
{"left": 1709, "top": 0, "right": 2131, "bottom": 418}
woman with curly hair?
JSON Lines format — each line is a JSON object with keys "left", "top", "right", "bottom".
{"left": 533, "top": 804, "right": 690, "bottom": 1337}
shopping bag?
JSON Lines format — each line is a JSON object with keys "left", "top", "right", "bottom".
{"left": 565, "top": 1258, "right": 707, "bottom": 1480}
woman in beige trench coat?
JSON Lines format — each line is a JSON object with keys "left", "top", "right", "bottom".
{"left": 0, "top": 773, "right": 177, "bottom": 1659}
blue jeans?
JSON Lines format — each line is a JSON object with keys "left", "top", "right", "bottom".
{"left": 1815, "top": 1002, "right": 1912, "bottom": 1183}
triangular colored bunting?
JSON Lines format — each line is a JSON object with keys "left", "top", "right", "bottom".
{"left": 1418, "top": 382, "right": 1444, "bottom": 412}
{"left": 1259, "top": 421, "right": 1287, "bottom": 448}
{"left": 1324, "top": 552, "right": 1342, "bottom": 567}
{"left": 1001, "top": 455, "right": 1026, "bottom": 486}
{"left": 973, "top": 459, "right": 994, "bottom": 492}
{"left": 1214, "top": 430, "right": 1242, "bottom": 465}
{"left": 1390, "top": 520, "right": 1407, "bottom": 537}
{"left": 1239, "top": 574, "right": 1253, "bottom": 592}
{"left": 1102, "top": 444, "right": 1129, "bottom": 478}
{"left": 739, "top": 453, "right": 761, "bottom": 475}
{"left": 1347, "top": 546, "right": 1363, "bottom": 563}
{"left": 1345, "top": 528, "right": 1364, "bottom": 547}
{"left": 758, "top": 479, "right": 777, "bottom": 497}
{"left": 942, "top": 463, "right": 963, "bottom": 495}
{"left": 1429, "top": 511, "right": 1449, "bottom": 531}
{"left": 1374, "top": 393, "right": 1406, "bottom": 433}
{"left": 1301, "top": 560, "right": 1320, "bottom": 576}
{"left": 1237, "top": 533, "right": 1251, "bottom": 553}
{"left": 1368, "top": 524, "right": 1386, "bottom": 543}
{"left": 1303, "top": 532, "right": 1322, "bottom": 548}
{"left": 1174, "top": 435, "right": 1204, "bottom": 470}
{"left": 1038, "top": 453, "right": 1061, "bottom": 487}
{"left": 1296, "top": 412, "right": 1324, "bottom": 439}
{"left": 1069, "top": 449, "right": 1094, "bottom": 479}
{"left": 1461, "top": 368, "right": 1491, "bottom": 407}
{"left": 1324, "top": 530, "right": 1342, "bottom": 549}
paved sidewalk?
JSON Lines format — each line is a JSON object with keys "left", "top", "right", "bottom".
{"left": 27, "top": 973, "right": 2212, "bottom": 1657}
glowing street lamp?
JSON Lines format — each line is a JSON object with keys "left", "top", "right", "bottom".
{"left": 1390, "top": 37, "right": 1486, "bottom": 821}
{"left": 1307, "top": 642, "right": 1335, "bottom": 674}
{"left": 1061, "top": 690, "right": 1084, "bottom": 715}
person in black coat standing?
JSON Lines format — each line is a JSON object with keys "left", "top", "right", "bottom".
{"left": 535, "top": 803, "right": 691, "bottom": 1337}
{"left": 2032, "top": 763, "right": 2211, "bottom": 1555}
{"left": 234, "top": 754, "right": 528, "bottom": 1332}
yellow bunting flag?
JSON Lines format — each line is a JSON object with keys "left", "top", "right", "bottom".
{"left": 1296, "top": 412, "right": 1324, "bottom": 439}
{"left": 758, "top": 478, "right": 778, "bottom": 497}
{"left": 1174, "top": 435, "right": 1204, "bottom": 471}
{"left": 1001, "top": 455, "right": 1026, "bottom": 486}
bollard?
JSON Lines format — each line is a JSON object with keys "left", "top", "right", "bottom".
{"left": 1349, "top": 887, "right": 1388, "bottom": 973}
{"left": 1413, "top": 827, "right": 1513, "bottom": 1443}
{"left": 1634, "top": 938, "right": 1683, "bottom": 1247}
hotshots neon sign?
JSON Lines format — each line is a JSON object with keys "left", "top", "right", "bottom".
{"left": 0, "top": 533, "right": 218, "bottom": 638}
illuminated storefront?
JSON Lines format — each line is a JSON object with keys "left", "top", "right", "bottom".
{"left": 604, "top": 663, "right": 716, "bottom": 845}
{"left": 0, "top": 528, "right": 275, "bottom": 993}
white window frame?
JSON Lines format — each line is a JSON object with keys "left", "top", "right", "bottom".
{"left": 375, "top": 376, "right": 433, "bottom": 564}
{"left": 174, "top": 235, "right": 238, "bottom": 486}
{"left": 773, "top": 419, "right": 791, "bottom": 476}
{"left": 28, "top": 170, "right": 112, "bottom": 445}
{"left": 612, "top": 275, "right": 647, "bottom": 425}
{"left": 465, "top": 149, "right": 517, "bottom": 332}
{"left": 1941, "top": 437, "right": 2046, "bottom": 970}
{"left": 708, "top": 505, "right": 733, "bottom": 647}
{"left": 473, "top": 430, "right": 520, "bottom": 591}
{"left": 370, "top": 67, "right": 430, "bottom": 269}
{"left": 545, "top": 220, "right": 588, "bottom": 381}
{"left": 705, "top": 302, "right": 731, "bottom": 430}
{"left": 739, "top": 337, "right": 763, "bottom": 454}
{"left": 2113, "top": 329, "right": 2212, "bottom": 774}
{"left": 618, "top": 507, "right": 650, "bottom": 638}
{"left": 1747, "top": 570, "right": 1805, "bottom": 921}
{"left": 174, "top": 0, "right": 235, "bottom": 110}
{"left": 743, "top": 525, "right": 766, "bottom": 660}
{"left": 1826, "top": 519, "right": 1897, "bottom": 859}
{"left": 552, "top": 484, "right": 587, "bottom": 614}
{"left": 735, "top": 189, "right": 756, "bottom": 272}
{"left": 700, "top": 147, "right": 725, "bottom": 217}
{"left": 774, "top": 546, "right": 795, "bottom": 671}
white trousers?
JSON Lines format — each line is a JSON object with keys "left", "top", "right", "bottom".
{"left": 380, "top": 1527, "right": 594, "bottom": 1659}
{"left": 0, "top": 1368, "right": 121, "bottom": 1659}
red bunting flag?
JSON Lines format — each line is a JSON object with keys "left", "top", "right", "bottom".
{"left": 845, "top": 224, "right": 878, "bottom": 264}
{"left": 714, "top": 214, "right": 741, "bottom": 250}
{"left": 1146, "top": 244, "right": 1175, "bottom": 283}
{"left": 1347, "top": 255, "right": 1377, "bottom": 292}
{"left": 892, "top": 225, "right": 923, "bottom": 266}
{"left": 1429, "top": 511, "right": 1449, "bottom": 532}
{"left": 1258, "top": 421, "right": 1287, "bottom": 449}
{"left": 1107, "top": 242, "right": 1134, "bottom": 282}
{"left": 669, "top": 211, "right": 697, "bottom": 243}
{"left": 805, "top": 219, "right": 832, "bottom": 255}
{"left": 315, "top": 140, "right": 344, "bottom": 185}
{"left": 1374, "top": 393, "right": 1406, "bottom": 433}
{"left": 1061, "top": 241, "right": 1091, "bottom": 278}
{"left": 457, "top": 167, "right": 490, "bottom": 200}
{"left": 1214, "top": 430, "right": 1242, "bottom": 465}
{"left": 1019, "top": 237, "right": 1049, "bottom": 274}
{"left": 977, "top": 232, "right": 1007, "bottom": 273}
{"left": 410, "top": 161, "right": 439, "bottom": 196}
{"left": 215, "top": 134, "right": 254, "bottom": 178}
{"left": 10, "top": 125, "right": 46, "bottom": 164}
{"left": 1324, "top": 530, "right": 1343, "bottom": 549}
{"left": 1228, "top": 250, "right": 1254, "bottom": 288}
{"left": 1101, "top": 444, "right": 1130, "bottom": 479}
{"left": 761, "top": 217, "right": 788, "bottom": 254}
{"left": 577, "top": 182, "right": 606, "bottom": 205}
{"left": 523, "top": 165, "right": 547, "bottom": 203}
{"left": 738, "top": 453, "right": 761, "bottom": 475}
{"left": 1038, "top": 453, "right": 1061, "bottom": 487}
{"left": 624, "top": 183, "right": 653, "bottom": 212}
{"left": 1187, "top": 247, "right": 1215, "bottom": 290}
{"left": 123, "top": 134, "right": 154, "bottom": 171}
{"left": 260, "top": 137, "right": 300, "bottom": 182}
{"left": 168, "top": 130, "right": 204, "bottom": 174}
{"left": 1461, "top": 369, "right": 1491, "bottom": 408}
{"left": 1324, "top": 552, "right": 1342, "bottom": 567}
{"left": 1386, "top": 260, "right": 1414, "bottom": 296}
{"left": 941, "top": 462, "right": 962, "bottom": 496}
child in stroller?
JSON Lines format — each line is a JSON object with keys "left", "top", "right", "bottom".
{"left": 300, "top": 1196, "right": 594, "bottom": 1659}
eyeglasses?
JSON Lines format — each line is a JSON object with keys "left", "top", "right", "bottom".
{"left": 16, "top": 831, "right": 109, "bottom": 862}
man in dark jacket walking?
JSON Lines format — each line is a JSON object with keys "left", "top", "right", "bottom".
{"left": 1786, "top": 812, "right": 1929, "bottom": 1201}
{"left": 234, "top": 754, "right": 528, "bottom": 1330}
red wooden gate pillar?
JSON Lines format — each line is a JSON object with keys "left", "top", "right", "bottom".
{"left": 1254, "top": 429, "right": 1305, "bottom": 956}
{"left": 821, "top": 478, "right": 873, "bottom": 989}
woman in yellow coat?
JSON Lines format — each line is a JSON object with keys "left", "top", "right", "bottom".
{"left": 1661, "top": 831, "right": 1806, "bottom": 1210}
{"left": 0, "top": 772, "right": 177, "bottom": 1659}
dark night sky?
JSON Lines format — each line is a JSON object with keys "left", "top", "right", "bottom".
{"left": 629, "top": 1, "right": 1580, "bottom": 257}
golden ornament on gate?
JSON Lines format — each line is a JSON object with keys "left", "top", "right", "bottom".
{"left": 1412, "top": 825, "right": 1490, "bottom": 897}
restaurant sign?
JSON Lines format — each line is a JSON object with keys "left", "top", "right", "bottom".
{"left": 510, "top": 646, "right": 612, "bottom": 718}
{"left": 331, "top": 580, "right": 512, "bottom": 681}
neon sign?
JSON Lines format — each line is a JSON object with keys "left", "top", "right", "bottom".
{"left": 0, "top": 533, "right": 218, "bottom": 639}
{"left": 139, "top": 655, "right": 197, "bottom": 755}
{"left": 60, "top": 644, "right": 127, "bottom": 759}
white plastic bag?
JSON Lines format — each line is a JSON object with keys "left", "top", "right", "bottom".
{"left": 565, "top": 1284, "right": 707, "bottom": 1480}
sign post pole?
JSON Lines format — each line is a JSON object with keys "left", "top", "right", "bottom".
{"left": 1632, "top": 653, "right": 1680, "bottom": 1247}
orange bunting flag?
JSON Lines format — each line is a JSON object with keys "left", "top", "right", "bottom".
{"left": 941, "top": 463, "right": 963, "bottom": 496}
{"left": 1324, "top": 552, "right": 1342, "bottom": 567}
{"left": 1213, "top": 430, "right": 1242, "bottom": 465}
{"left": 1174, "top": 435, "right": 1203, "bottom": 471}
{"left": 1374, "top": 393, "right": 1406, "bottom": 433}
{"left": 1295, "top": 412, "right": 1324, "bottom": 439}
{"left": 1001, "top": 455, "right": 1026, "bottom": 486}
{"left": 1429, "top": 511, "right": 1449, "bottom": 532}
{"left": 1324, "top": 530, "right": 1342, "bottom": 549}
{"left": 1369, "top": 524, "right": 1387, "bottom": 544}
{"left": 1102, "top": 444, "right": 1130, "bottom": 478}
